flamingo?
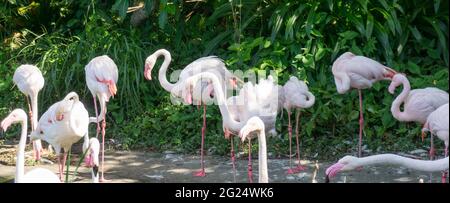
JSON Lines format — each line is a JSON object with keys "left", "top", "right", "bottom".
{"left": 325, "top": 154, "right": 449, "bottom": 183}
{"left": 422, "top": 103, "right": 449, "bottom": 183}
{"left": 281, "top": 76, "right": 315, "bottom": 174}
{"left": 83, "top": 137, "right": 101, "bottom": 183}
{"left": 144, "top": 49, "right": 241, "bottom": 177}
{"left": 239, "top": 116, "right": 269, "bottom": 183}
{"left": 184, "top": 72, "right": 278, "bottom": 182}
{"left": 13, "top": 64, "right": 44, "bottom": 160}
{"left": 388, "top": 73, "right": 448, "bottom": 160}
{"left": 30, "top": 92, "right": 89, "bottom": 181}
{"left": 85, "top": 55, "right": 118, "bottom": 182}
{"left": 332, "top": 52, "right": 397, "bottom": 157}
{"left": 1, "top": 109, "right": 60, "bottom": 183}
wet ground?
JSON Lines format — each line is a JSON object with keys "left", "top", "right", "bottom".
{"left": 0, "top": 149, "right": 446, "bottom": 183}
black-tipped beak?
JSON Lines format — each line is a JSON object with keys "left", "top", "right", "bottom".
{"left": 325, "top": 175, "right": 330, "bottom": 183}
{"left": 93, "top": 165, "right": 99, "bottom": 177}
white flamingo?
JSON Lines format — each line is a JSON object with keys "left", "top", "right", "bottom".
{"left": 144, "top": 49, "right": 241, "bottom": 177}
{"left": 184, "top": 72, "right": 278, "bottom": 182}
{"left": 332, "top": 52, "right": 397, "bottom": 157}
{"left": 388, "top": 73, "right": 448, "bottom": 159}
{"left": 13, "top": 64, "right": 45, "bottom": 160}
{"left": 85, "top": 55, "right": 118, "bottom": 182}
{"left": 422, "top": 103, "right": 449, "bottom": 183}
{"left": 83, "top": 137, "right": 100, "bottom": 183}
{"left": 30, "top": 92, "right": 89, "bottom": 181}
{"left": 1, "top": 109, "right": 60, "bottom": 183}
{"left": 281, "top": 76, "right": 315, "bottom": 174}
{"left": 239, "top": 116, "right": 269, "bottom": 183}
{"left": 325, "top": 154, "right": 449, "bottom": 183}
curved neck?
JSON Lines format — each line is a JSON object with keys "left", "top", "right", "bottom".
{"left": 69, "top": 101, "right": 86, "bottom": 136}
{"left": 300, "top": 91, "right": 315, "bottom": 108}
{"left": 156, "top": 49, "right": 176, "bottom": 92}
{"left": 192, "top": 73, "right": 243, "bottom": 132}
{"left": 15, "top": 119, "right": 28, "bottom": 183}
{"left": 355, "top": 154, "right": 449, "bottom": 172}
{"left": 391, "top": 76, "right": 411, "bottom": 121}
{"left": 258, "top": 130, "right": 268, "bottom": 183}
{"left": 333, "top": 71, "right": 350, "bottom": 94}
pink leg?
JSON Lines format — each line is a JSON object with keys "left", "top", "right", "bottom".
{"left": 248, "top": 140, "right": 253, "bottom": 183}
{"left": 442, "top": 146, "right": 448, "bottom": 183}
{"left": 193, "top": 104, "right": 207, "bottom": 177}
{"left": 292, "top": 110, "right": 306, "bottom": 173}
{"left": 286, "top": 110, "right": 295, "bottom": 174}
{"left": 100, "top": 108, "right": 108, "bottom": 182}
{"left": 229, "top": 131, "right": 236, "bottom": 183}
{"left": 358, "top": 89, "right": 364, "bottom": 158}
{"left": 60, "top": 152, "right": 68, "bottom": 182}
{"left": 58, "top": 154, "right": 63, "bottom": 181}
{"left": 93, "top": 96, "right": 100, "bottom": 138}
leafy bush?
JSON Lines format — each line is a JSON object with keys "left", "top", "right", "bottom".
{"left": 0, "top": 0, "right": 448, "bottom": 159}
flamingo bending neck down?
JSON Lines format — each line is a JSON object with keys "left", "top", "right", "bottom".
{"left": 13, "top": 64, "right": 45, "bottom": 161}
{"left": 1, "top": 109, "right": 60, "bottom": 183}
{"left": 85, "top": 55, "right": 119, "bottom": 182}
{"left": 325, "top": 154, "right": 449, "bottom": 183}
{"left": 83, "top": 137, "right": 100, "bottom": 183}
{"left": 332, "top": 52, "right": 397, "bottom": 157}
{"left": 239, "top": 116, "right": 269, "bottom": 183}
{"left": 184, "top": 72, "right": 278, "bottom": 182}
{"left": 144, "top": 49, "right": 242, "bottom": 177}
{"left": 281, "top": 76, "right": 315, "bottom": 174}
{"left": 30, "top": 92, "right": 89, "bottom": 182}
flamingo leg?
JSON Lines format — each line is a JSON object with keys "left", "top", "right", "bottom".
{"left": 60, "top": 152, "right": 68, "bottom": 182}
{"left": 248, "top": 140, "right": 253, "bottom": 183}
{"left": 293, "top": 109, "right": 306, "bottom": 173}
{"left": 443, "top": 146, "right": 448, "bottom": 183}
{"left": 358, "top": 89, "right": 364, "bottom": 158}
{"left": 58, "top": 154, "right": 63, "bottom": 181}
{"left": 194, "top": 104, "right": 207, "bottom": 177}
{"left": 287, "top": 110, "right": 295, "bottom": 174}
{"left": 93, "top": 95, "right": 100, "bottom": 138}
{"left": 229, "top": 131, "right": 236, "bottom": 183}
{"left": 100, "top": 106, "right": 108, "bottom": 182}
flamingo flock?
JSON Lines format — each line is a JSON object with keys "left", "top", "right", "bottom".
{"left": 1, "top": 50, "right": 448, "bottom": 183}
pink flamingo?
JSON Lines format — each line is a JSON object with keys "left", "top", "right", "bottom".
{"left": 332, "top": 52, "right": 397, "bottom": 157}
{"left": 144, "top": 49, "right": 241, "bottom": 177}
{"left": 83, "top": 137, "right": 101, "bottom": 183}
{"left": 13, "top": 64, "right": 44, "bottom": 160}
{"left": 1, "top": 109, "right": 60, "bottom": 183}
{"left": 422, "top": 103, "right": 449, "bottom": 183}
{"left": 30, "top": 92, "right": 89, "bottom": 181}
{"left": 85, "top": 55, "right": 118, "bottom": 182}
{"left": 325, "top": 154, "right": 449, "bottom": 183}
{"left": 281, "top": 76, "right": 315, "bottom": 174}
{"left": 388, "top": 73, "right": 448, "bottom": 160}
{"left": 184, "top": 72, "right": 278, "bottom": 183}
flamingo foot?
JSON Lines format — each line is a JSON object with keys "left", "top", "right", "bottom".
{"left": 99, "top": 177, "right": 110, "bottom": 183}
{"left": 287, "top": 165, "right": 306, "bottom": 174}
{"left": 193, "top": 170, "right": 206, "bottom": 177}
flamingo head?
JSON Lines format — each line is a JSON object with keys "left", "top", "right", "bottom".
{"left": 84, "top": 138, "right": 100, "bottom": 169}
{"left": 388, "top": 73, "right": 406, "bottom": 94}
{"left": 325, "top": 155, "right": 361, "bottom": 182}
{"left": 144, "top": 54, "right": 157, "bottom": 80}
{"left": 183, "top": 77, "right": 198, "bottom": 105}
{"left": 239, "top": 117, "right": 265, "bottom": 142}
{"left": 55, "top": 92, "right": 79, "bottom": 121}
{"left": 1, "top": 109, "right": 27, "bottom": 133}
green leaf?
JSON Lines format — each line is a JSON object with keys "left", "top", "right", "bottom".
{"left": 407, "top": 61, "right": 421, "bottom": 74}
{"left": 339, "top": 31, "right": 359, "bottom": 40}
{"left": 365, "top": 14, "right": 374, "bottom": 40}
{"left": 111, "top": 0, "right": 129, "bottom": 20}
{"left": 158, "top": 10, "right": 168, "bottom": 29}
{"left": 408, "top": 26, "right": 422, "bottom": 41}
{"left": 434, "top": 0, "right": 441, "bottom": 13}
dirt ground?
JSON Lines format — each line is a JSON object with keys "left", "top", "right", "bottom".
{"left": 0, "top": 148, "right": 446, "bottom": 183}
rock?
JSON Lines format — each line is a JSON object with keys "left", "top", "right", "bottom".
{"left": 144, "top": 174, "right": 164, "bottom": 180}
{"left": 286, "top": 176, "right": 295, "bottom": 181}
{"left": 409, "top": 149, "right": 427, "bottom": 155}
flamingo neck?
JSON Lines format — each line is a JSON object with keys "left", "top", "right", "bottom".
{"left": 391, "top": 75, "right": 411, "bottom": 121}
{"left": 333, "top": 71, "right": 350, "bottom": 94}
{"left": 68, "top": 100, "right": 86, "bottom": 136}
{"left": 300, "top": 91, "right": 315, "bottom": 108}
{"left": 15, "top": 119, "right": 27, "bottom": 183}
{"left": 258, "top": 130, "right": 268, "bottom": 183}
{"left": 355, "top": 154, "right": 449, "bottom": 172}
{"left": 156, "top": 49, "right": 176, "bottom": 93}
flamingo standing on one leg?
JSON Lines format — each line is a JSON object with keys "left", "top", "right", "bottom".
{"left": 85, "top": 55, "right": 118, "bottom": 182}
{"left": 332, "top": 52, "right": 397, "bottom": 157}
{"left": 239, "top": 116, "right": 269, "bottom": 183}
{"left": 282, "top": 76, "right": 315, "bottom": 174}
{"left": 388, "top": 73, "right": 448, "bottom": 160}
{"left": 184, "top": 72, "right": 278, "bottom": 183}
{"left": 144, "top": 49, "right": 241, "bottom": 177}
{"left": 1, "top": 109, "right": 60, "bottom": 183}
{"left": 13, "top": 64, "right": 45, "bottom": 160}
{"left": 30, "top": 92, "right": 89, "bottom": 182}
{"left": 422, "top": 103, "right": 449, "bottom": 183}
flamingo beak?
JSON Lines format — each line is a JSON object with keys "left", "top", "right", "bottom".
{"left": 144, "top": 63, "right": 152, "bottom": 80}
{"left": 325, "top": 175, "right": 330, "bottom": 183}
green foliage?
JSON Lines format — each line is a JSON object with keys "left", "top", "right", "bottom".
{"left": 0, "top": 0, "right": 448, "bottom": 159}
